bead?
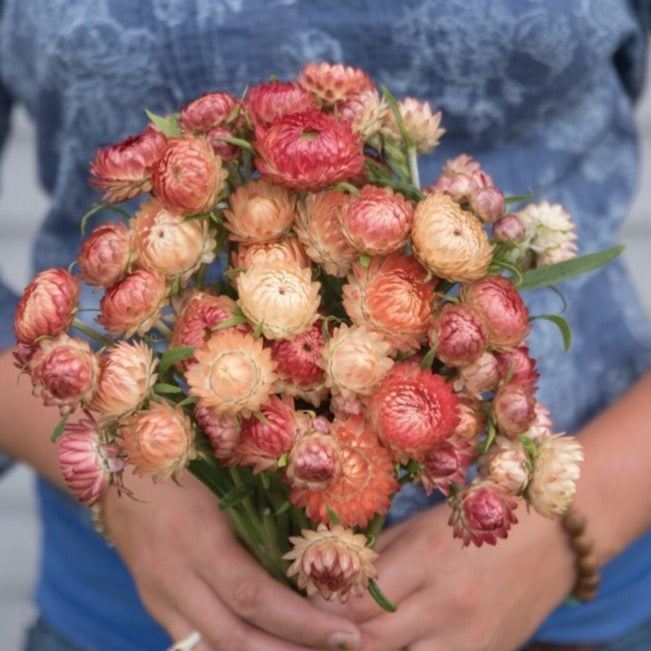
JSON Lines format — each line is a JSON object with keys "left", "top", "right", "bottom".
{"left": 562, "top": 511, "right": 586, "bottom": 536}
{"left": 570, "top": 533, "right": 593, "bottom": 555}
{"left": 577, "top": 573, "right": 601, "bottom": 590}
{"left": 577, "top": 554, "right": 599, "bottom": 576}
{"left": 575, "top": 585, "right": 599, "bottom": 602}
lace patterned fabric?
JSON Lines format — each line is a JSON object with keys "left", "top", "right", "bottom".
{"left": 0, "top": 1, "right": 650, "bottom": 648}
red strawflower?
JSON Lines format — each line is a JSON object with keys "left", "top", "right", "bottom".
{"left": 247, "top": 80, "right": 317, "bottom": 125}
{"left": 254, "top": 110, "right": 365, "bottom": 191}
{"left": 269, "top": 322, "right": 326, "bottom": 388}
{"left": 369, "top": 362, "right": 460, "bottom": 463}
{"left": 419, "top": 438, "right": 475, "bottom": 496}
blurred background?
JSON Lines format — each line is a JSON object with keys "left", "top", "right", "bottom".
{"left": 1, "top": 79, "right": 651, "bottom": 648}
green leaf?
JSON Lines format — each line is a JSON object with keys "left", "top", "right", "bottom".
{"left": 145, "top": 109, "right": 181, "bottom": 137}
{"left": 51, "top": 413, "right": 70, "bottom": 443}
{"left": 368, "top": 579, "right": 398, "bottom": 613}
{"left": 489, "top": 259, "right": 524, "bottom": 286}
{"left": 518, "top": 434, "right": 539, "bottom": 459}
{"left": 504, "top": 192, "right": 534, "bottom": 206}
{"left": 331, "top": 181, "right": 361, "bottom": 196}
{"left": 210, "top": 134, "right": 255, "bottom": 155}
{"left": 381, "top": 85, "right": 413, "bottom": 151}
{"left": 326, "top": 504, "right": 341, "bottom": 526}
{"left": 479, "top": 420, "right": 497, "bottom": 455}
{"left": 154, "top": 382, "right": 184, "bottom": 394}
{"left": 359, "top": 253, "right": 372, "bottom": 269}
{"left": 274, "top": 500, "right": 290, "bottom": 516}
{"left": 518, "top": 246, "right": 624, "bottom": 292}
{"left": 253, "top": 410, "right": 268, "bottom": 424}
{"left": 218, "top": 483, "right": 256, "bottom": 511}
{"left": 260, "top": 471, "right": 270, "bottom": 490}
{"left": 252, "top": 319, "right": 265, "bottom": 339}
{"left": 420, "top": 344, "right": 437, "bottom": 371}
{"left": 80, "top": 203, "right": 131, "bottom": 237}
{"left": 177, "top": 396, "right": 198, "bottom": 408}
{"left": 531, "top": 314, "right": 572, "bottom": 351}
{"left": 158, "top": 346, "right": 196, "bottom": 373}
{"left": 213, "top": 314, "right": 249, "bottom": 331}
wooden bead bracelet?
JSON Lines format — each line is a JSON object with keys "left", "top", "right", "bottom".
{"left": 561, "top": 507, "right": 600, "bottom": 602}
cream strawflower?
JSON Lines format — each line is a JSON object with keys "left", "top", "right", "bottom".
{"left": 121, "top": 401, "right": 196, "bottom": 482}
{"left": 186, "top": 331, "right": 276, "bottom": 416}
{"left": 321, "top": 324, "right": 393, "bottom": 399}
{"left": 284, "top": 524, "right": 378, "bottom": 602}
{"left": 237, "top": 262, "right": 321, "bottom": 340}
{"left": 90, "top": 341, "right": 158, "bottom": 422}
{"left": 223, "top": 179, "right": 297, "bottom": 244}
{"left": 456, "top": 352, "right": 500, "bottom": 396}
{"left": 131, "top": 198, "right": 216, "bottom": 281}
{"left": 231, "top": 237, "right": 310, "bottom": 271}
{"left": 516, "top": 200, "right": 578, "bottom": 268}
{"left": 482, "top": 436, "right": 531, "bottom": 496}
{"left": 411, "top": 192, "right": 493, "bottom": 282}
{"left": 294, "top": 190, "right": 357, "bottom": 277}
{"left": 338, "top": 89, "right": 389, "bottom": 141}
{"left": 382, "top": 97, "right": 445, "bottom": 154}
{"left": 527, "top": 434, "right": 583, "bottom": 518}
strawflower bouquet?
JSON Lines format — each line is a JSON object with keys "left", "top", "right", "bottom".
{"left": 13, "top": 62, "right": 621, "bottom": 610}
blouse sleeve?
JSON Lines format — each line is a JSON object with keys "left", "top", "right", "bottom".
{"left": 617, "top": 0, "right": 651, "bottom": 102}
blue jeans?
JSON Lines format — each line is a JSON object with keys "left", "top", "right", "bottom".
{"left": 23, "top": 615, "right": 651, "bottom": 651}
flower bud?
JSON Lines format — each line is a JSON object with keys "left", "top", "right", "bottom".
{"left": 457, "top": 351, "right": 500, "bottom": 396}
{"left": 194, "top": 405, "right": 241, "bottom": 460}
{"left": 419, "top": 438, "right": 474, "bottom": 496}
{"left": 428, "top": 304, "right": 487, "bottom": 367}
{"left": 179, "top": 91, "right": 239, "bottom": 133}
{"left": 78, "top": 221, "right": 133, "bottom": 287}
{"left": 287, "top": 433, "right": 341, "bottom": 490}
{"left": 469, "top": 186, "right": 505, "bottom": 223}
{"left": 493, "top": 382, "right": 536, "bottom": 437}
{"left": 493, "top": 214, "right": 525, "bottom": 243}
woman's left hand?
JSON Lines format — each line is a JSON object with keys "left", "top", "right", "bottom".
{"left": 316, "top": 502, "right": 576, "bottom": 651}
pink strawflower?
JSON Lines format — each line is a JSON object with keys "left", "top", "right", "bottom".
{"left": 233, "top": 396, "right": 298, "bottom": 472}
{"left": 97, "top": 269, "right": 168, "bottom": 338}
{"left": 90, "top": 125, "right": 167, "bottom": 203}
{"left": 151, "top": 137, "right": 228, "bottom": 216}
{"left": 269, "top": 322, "right": 326, "bottom": 388}
{"left": 369, "top": 362, "right": 459, "bottom": 463}
{"left": 284, "top": 524, "right": 378, "bottom": 602}
{"left": 339, "top": 185, "right": 413, "bottom": 256}
{"left": 90, "top": 341, "right": 158, "bottom": 422}
{"left": 337, "top": 89, "right": 388, "bottom": 141}
{"left": 179, "top": 91, "right": 239, "bottom": 133}
{"left": 254, "top": 110, "right": 365, "bottom": 191}
{"left": 78, "top": 221, "right": 134, "bottom": 288}
{"left": 294, "top": 190, "right": 357, "bottom": 277}
{"left": 449, "top": 479, "right": 518, "bottom": 547}
{"left": 297, "top": 62, "right": 375, "bottom": 106}
{"left": 523, "top": 401, "right": 554, "bottom": 441}
{"left": 14, "top": 268, "right": 79, "bottom": 346}
{"left": 329, "top": 394, "right": 365, "bottom": 420}
{"left": 194, "top": 405, "right": 241, "bottom": 461}
{"left": 419, "top": 438, "right": 475, "bottom": 496}
{"left": 58, "top": 414, "right": 125, "bottom": 505}
{"left": 428, "top": 304, "right": 487, "bottom": 367}
{"left": 493, "top": 214, "right": 526, "bottom": 243}
{"left": 493, "top": 382, "right": 536, "bottom": 438}
{"left": 495, "top": 346, "right": 539, "bottom": 388}
{"left": 121, "top": 401, "right": 195, "bottom": 482}
{"left": 462, "top": 275, "right": 530, "bottom": 349}
{"left": 29, "top": 334, "right": 99, "bottom": 415}
{"left": 457, "top": 352, "right": 500, "bottom": 396}
{"left": 12, "top": 343, "right": 35, "bottom": 369}
{"left": 246, "top": 80, "right": 317, "bottom": 125}
{"left": 204, "top": 127, "right": 241, "bottom": 161}
{"left": 286, "top": 432, "right": 341, "bottom": 490}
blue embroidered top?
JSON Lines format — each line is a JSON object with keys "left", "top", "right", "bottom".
{"left": 1, "top": 1, "right": 650, "bottom": 648}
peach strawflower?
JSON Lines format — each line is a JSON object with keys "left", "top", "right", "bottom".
{"left": 14, "top": 268, "right": 80, "bottom": 346}
{"left": 194, "top": 405, "right": 241, "bottom": 461}
{"left": 232, "top": 237, "right": 310, "bottom": 270}
{"left": 286, "top": 432, "right": 341, "bottom": 491}
{"left": 482, "top": 436, "right": 531, "bottom": 496}
{"left": 29, "top": 334, "right": 99, "bottom": 415}
{"left": 131, "top": 198, "right": 216, "bottom": 281}
{"left": 97, "top": 269, "right": 168, "bottom": 338}
{"left": 254, "top": 110, "right": 365, "bottom": 191}
{"left": 338, "top": 89, "right": 389, "bottom": 141}
{"left": 452, "top": 397, "right": 487, "bottom": 442}
{"left": 285, "top": 524, "right": 378, "bottom": 602}
{"left": 516, "top": 201, "right": 578, "bottom": 268}
{"left": 121, "top": 401, "right": 196, "bottom": 482}
{"left": 428, "top": 304, "right": 487, "bottom": 367}
{"left": 233, "top": 396, "right": 298, "bottom": 472}
{"left": 90, "top": 125, "right": 167, "bottom": 203}
{"left": 297, "top": 62, "right": 375, "bottom": 106}
{"left": 339, "top": 185, "right": 413, "bottom": 256}
{"left": 321, "top": 324, "right": 393, "bottom": 399}
{"left": 78, "top": 221, "right": 134, "bottom": 288}
{"left": 179, "top": 91, "right": 239, "bottom": 133}
{"left": 294, "top": 190, "right": 357, "bottom": 277}
{"left": 237, "top": 262, "right": 321, "bottom": 340}
{"left": 58, "top": 414, "right": 125, "bottom": 505}
{"left": 462, "top": 275, "right": 530, "bottom": 349}
{"left": 527, "top": 434, "right": 583, "bottom": 518}
{"left": 223, "top": 179, "right": 297, "bottom": 244}
{"left": 495, "top": 346, "right": 539, "bottom": 388}
{"left": 456, "top": 351, "right": 500, "bottom": 396}
{"left": 382, "top": 97, "right": 445, "bottom": 154}
{"left": 186, "top": 330, "right": 276, "bottom": 416}
{"left": 493, "top": 382, "right": 536, "bottom": 438}
{"left": 269, "top": 322, "right": 326, "bottom": 389}
{"left": 343, "top": 254, "right": 436, "bottom": 352}
{"left": 246, "top": 80, "right": 317, "bottom": 125}
{"left": 419, "top": 438, "right": 474, "bottom": 497}
{"left": 411, "top": 192, "right": 494, "bottom": 282}
{"left": 291, "top": 416, "right": 397, "bottom": 529}
{"left": 90, "top": 340, "right": 158, "bottom": 422}
{"left": 152, "top": 137, "right": 228, "bottom": 216}
{"left": 449, "top": 478, "right": 518, "bottom": 547}
{"left": 369, "top": 362, "right": 459, "bottom": 463}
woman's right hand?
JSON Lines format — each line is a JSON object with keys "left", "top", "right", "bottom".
{"left": 103, "top": 471, "right": 361, "bottom": 651}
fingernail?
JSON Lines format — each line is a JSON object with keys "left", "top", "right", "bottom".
{"left": 326, "top": 631, "right": 361, "bottom": 650}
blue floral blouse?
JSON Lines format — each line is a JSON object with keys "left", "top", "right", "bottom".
{"left": 1, "top": 1, "right": 650, "bottom": 648}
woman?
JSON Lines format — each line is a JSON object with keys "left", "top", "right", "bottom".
{"left": 1, "top": 1, "right": 650, "bottom": 649}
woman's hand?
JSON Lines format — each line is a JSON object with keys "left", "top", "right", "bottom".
{"left": 103, "top": 472, "right": 361, "bottom": 651}
{"left": 316, "top": 503, "right": 575, "bottom": 651}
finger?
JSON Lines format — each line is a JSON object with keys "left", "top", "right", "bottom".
{"left": 199, "top": 539, "right": 361, "bottom": 650}
{"left": 172, "top": 574, "right": 312, "bottom": 651}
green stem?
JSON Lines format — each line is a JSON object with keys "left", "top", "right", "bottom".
{"left": 229, "top": 467, "right": 263, "bottom": 530}
{"left": 365, "top": 514, "right": 387, "bottom": 547}
{"left": 155, "top": 319, "right": 172, "bottom": 338}
{"left": 71, "top": 318, "right": 112, "bottom": 347}
{"left": 261, "top": 507, "right": 288, "bottom": 579}
{"left": 407, "top": 147, "right": 420, "bottom": 189}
